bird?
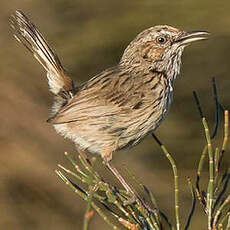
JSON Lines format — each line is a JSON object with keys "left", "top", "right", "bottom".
{"left": 10, "top": 10, "right": 208, "bottom": 198}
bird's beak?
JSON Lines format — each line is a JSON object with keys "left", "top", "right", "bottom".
{"left": 176, "top": 31, "right": 209, "bottom": 46}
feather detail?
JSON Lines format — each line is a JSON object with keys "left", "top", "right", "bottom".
{"left": 10, "top": 10, "right": 74, "bottom": 95}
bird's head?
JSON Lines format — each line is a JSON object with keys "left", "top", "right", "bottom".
{"left": 120, "top": 25, "right": 209, "bottom": 81}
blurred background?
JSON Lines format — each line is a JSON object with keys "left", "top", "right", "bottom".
{"left": 1, "top": 0, "right": 230, "bottom": 229}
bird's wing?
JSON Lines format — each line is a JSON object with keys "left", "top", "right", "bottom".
{"left": 48, "top": 67, "right": 144, "bottom": 124}
{"left": 49, "top": 97, "right": 126, "bottom": 124}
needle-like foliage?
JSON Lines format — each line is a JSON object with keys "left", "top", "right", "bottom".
{"left": 56, "top": 79, "right": 230, "bottom": 230}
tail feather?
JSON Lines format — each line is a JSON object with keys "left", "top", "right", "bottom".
{"left": 10, "top": 10, "right": 74, "bottom": 95}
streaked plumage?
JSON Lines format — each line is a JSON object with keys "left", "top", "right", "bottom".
{"left": 10, "top": 10, "right": 208, "bottom": 162}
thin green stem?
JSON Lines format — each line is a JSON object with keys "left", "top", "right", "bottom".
{"left": 78, "top": 154, "right": 94, "bottom": 175}
{"left": 58, "top": 164, "right": 92, "bottom": 184}
{"left": 218, "top": 212, "right": 230, "bottom": 230}
{"left": 184, "top": 177, "right": 196, "bottom": 230}
{"left": 202, "top": 118, "right": 214, "bottom": 230}
{"left": 83, "top": 184, "right": 95, "bottom": 230}
{"left": 83, "top": 158, "right": 97, "bottom": 230}
{"left": 218, "top": 110, "right": 229, "bottom": 171}
{"left": 136, "top": 204, "right": 157, "bottom": 230}
{"left": 64, "top": 152, "right": 88, "bottom": 178}
{"left": 213, "top": 146, "right": 220, "bottom": 203}
{"left": 197, "top": 145, "right": 208, "bottom": 179}
{"left": 195, "top": 145, "right": 208, "bottom": 207}
{"left": 226, "top": 215, "right": 230, "bottom": 230}
{"left": 56, "top": 170, "right": 121, "bottom": 230}
{"left": 222, "top": 110, "right": 229, "bottom": 152}
{"left": 58, "top": 164, "right": 107, "bottom": 202}
{"left": 161, "top": 145, "right": 180, "bottom": 230}
{"left": 103, "top": 183, "right": 137, "bottom": 224}
{"left": 56, "top": 169, "right": 86, "bottom": 200}
{"left": 152, "top": 133, "right": 179, "bottom": 230}
{"left": 196, "top": 145, "right": 207, "bottom": 204}
{"left": 214, "top": 147, "right": 220, "bottom": 182}
{"left": 213, "top": 195, "right": 230, "bottom": 228}
{"left": 90, "top": 202, "right": 120, "bottom": 230}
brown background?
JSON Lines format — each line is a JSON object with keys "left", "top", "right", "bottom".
{"left": 1, "top": 0, "right": 230, "bottom": 229}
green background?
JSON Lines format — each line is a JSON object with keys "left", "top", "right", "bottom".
{"left": 1, "top": 0, "right": 230, "bottom": 229}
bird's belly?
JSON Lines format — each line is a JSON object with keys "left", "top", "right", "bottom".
{"left": 53, "top": 122, "right": 119, "bottom": 155}
{"left": 52, "top": 91, "right": 173, "bottom": 154}
{"left": 53, "top": 123, "right": 102, "bottom": 154}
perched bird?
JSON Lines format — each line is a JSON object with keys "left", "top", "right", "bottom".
{"left": 10, "top": 10, "right": 208, "bottom": 195}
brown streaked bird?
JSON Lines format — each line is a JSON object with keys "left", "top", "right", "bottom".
{"left": 10, "top": 10, "right": 208, "bottom": 197}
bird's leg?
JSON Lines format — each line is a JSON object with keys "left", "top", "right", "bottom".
{"left": 102, "top": 149, "right": 145, "bottom": 207}
{"left": 104, "top": 159, "right": 135, "bottom": 198}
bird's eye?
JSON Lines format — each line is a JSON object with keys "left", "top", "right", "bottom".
{"left": 156, "top": 36, "right": 167, "bottom": 44}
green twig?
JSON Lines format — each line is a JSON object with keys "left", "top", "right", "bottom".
{"left": 56, "top": 170, "right": 121, "bottom": 230}
{"left": 226, "top": 215, "right": 230, "bottom": 230}
{"left": 218, "top": 110, "right": 229, "bottom": 171}
{"left": 193, "top": 91, "right": 204, "bottom": 118}
{"left": 222, "top": 110, "right": 229, "bottom": 152}
{"left": 214, "top": 168, "right": 230, "bottom": 211}
{"left": 184, "top": 177, "right": 196, "bottom": 230}
{"left": 211, "top": 77, "right": 220, "bottom": 139}
{"left": 196, "top": 145, "right": 207, "bottom": 194}
{"left": 218, "top": 212, "right": 230, "bottom": 230}
{"left": 213, "top": 195, "right": 230, "bottom": 228}
{"left": 83, "top": 185, "right": 94, "bottom": 230}
{"left": 58, "top": 164, "right": 91, "bottom": 184}
{"left": 83, "top": 159, "right": 96, "bottom": 230}
{"left": 214, "top": 147, "right": 220, "bottom": 181}
{"left": 195, "top": 145, "right": 207, "bottom": 207}
{"left": 152, "top": 134, "right": 180, "bottom": 230}
{"left": 202, "top": 118, "right": 214, "bottom": 230}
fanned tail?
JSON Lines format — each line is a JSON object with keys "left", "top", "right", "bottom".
{"left": 10, "top": 10, "right": 74, "bottom": 96}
